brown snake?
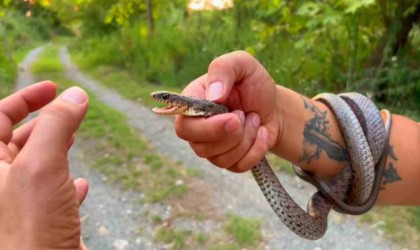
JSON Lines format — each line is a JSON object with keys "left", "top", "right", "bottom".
{"left": 151, "top": 91, "right": 391, "bottom": 240}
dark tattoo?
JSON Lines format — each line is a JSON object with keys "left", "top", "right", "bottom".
{"left": 388, "top": 145, "right": 398, "bottom": 161}
{"left": 381, "top": 145, "right": 402, "bottom": 189}
{"left": 301, "top": 98, "right": 349, "bottom": 164}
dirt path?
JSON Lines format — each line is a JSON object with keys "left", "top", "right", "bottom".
{"left": 17, "top": 45, "right": 397, "bottom": 250}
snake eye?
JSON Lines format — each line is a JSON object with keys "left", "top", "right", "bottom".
{"left": 162, "top": 93, "right": 170, "bottom": 100}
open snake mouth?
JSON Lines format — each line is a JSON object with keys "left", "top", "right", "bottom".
{"left": 152, "top": 104, "right": 179, "bottom": 114}
{"left": 151, "top": 94, "right": 189, "bottom": 115}
{"left": 152, "top": 104, "right": 189, "bottom": 115}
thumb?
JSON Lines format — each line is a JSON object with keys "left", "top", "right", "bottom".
{"left": 16, "top": 87, "right": 89, "bottom": 173}
{"left": 205, "top": 51, "right": 260, "bottom": 102}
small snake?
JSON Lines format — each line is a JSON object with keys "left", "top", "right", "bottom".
{"left": 151, "top": 91, "right": 391, "bottom": 240}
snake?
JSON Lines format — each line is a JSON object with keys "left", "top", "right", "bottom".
{"left": 150, "top": 90, "right": 391, "bottom": 240}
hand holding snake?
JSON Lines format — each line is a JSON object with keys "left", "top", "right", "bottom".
{"left": 151, "top": 51, "right": 403, "bottom": 239}
{"left": 174, "top": 51, "right": 281, "bottom": 173}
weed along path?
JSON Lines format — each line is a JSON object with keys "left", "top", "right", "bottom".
{"left": 17, "top": 45, "right": 397, "bottom": 250}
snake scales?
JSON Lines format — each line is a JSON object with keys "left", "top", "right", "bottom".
{"left": 151, "top": 91, "right": 391, "bottom": 240}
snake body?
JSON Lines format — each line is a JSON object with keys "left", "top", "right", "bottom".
{"left": 151, "top": 91, "right": 391, "bottom": 240}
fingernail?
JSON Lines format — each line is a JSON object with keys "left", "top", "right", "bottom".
{"left": 225, "top": 117, "right": 239, "bottom": 133}
{"left": 251, "top": 114, "right": 260, "bottom": 128}
{"left": 239, "top": 111, "right": 245, "bottom": 125}
{"left": 59, "top": 87, "right": 87, "bottom": 104}
{"left": 207, "top": 81, "right": 223, "bottom": 101}
{"left": 232, "top": 110, "right": 245, "bottom": 125}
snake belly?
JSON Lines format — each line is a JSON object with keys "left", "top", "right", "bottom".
{"left": 150, "top": 91, "right": 388, "bottom": 240}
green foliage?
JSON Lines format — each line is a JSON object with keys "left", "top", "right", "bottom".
{"left": 62, "top": 0, "right": 420, "bottom": 112}
{"left": 0, "top": 2, "right": 71, "bottom": 96}
{"left": 0, "top": 10, "right": 46, "bottom": 96}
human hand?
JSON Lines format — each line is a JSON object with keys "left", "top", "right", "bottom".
{"left": 0, "top": 81, "right": 89, "bottom": 250}
{"left": 175, "top": 51, "right": 282, "bottom": 172}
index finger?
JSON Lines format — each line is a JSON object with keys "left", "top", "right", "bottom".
{"left": 181, "top": 74, "right": 207, "bottom": 98}
{"left": 0, "top": 81, "right": 56, "bottom": 143}
{"left": 175, "top": 111, "right": 242, "bottom": 143}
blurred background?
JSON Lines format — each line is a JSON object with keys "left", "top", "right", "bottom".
{"left": 1, "top": 0, "right": 419, "bottom": 112}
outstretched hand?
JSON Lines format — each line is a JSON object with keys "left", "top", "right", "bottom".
{"left": 175, "top": 51, "right": 282, "bottom": 172}
{"left": 0, "top": 81, "right": 89, "bottom": 250}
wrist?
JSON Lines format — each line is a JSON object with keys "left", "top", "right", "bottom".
{"left": 269, "top": 86, "right": 348, "bottom": 179}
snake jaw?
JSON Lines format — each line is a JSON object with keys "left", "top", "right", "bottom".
{"left": 150, "top": 91, "right": 190, "bottom": 115}
{"left": 152, "top": 104, "right": 189, "bottom": 115}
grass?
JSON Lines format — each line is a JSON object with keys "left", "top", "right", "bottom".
{"left": 224, "top": 215, "right": 262, "bottom": 247}
{"left": 266, "top": 153, "right": 295, "bottom": 175}
{"left": 69, "top": 50, "right": 182, "bottom": 108}
{"left": 0, "top": 41, "right": 43, "bottom": 98}
{"left": 31, "top": 44, "right": 191, "bottom": 203}
{"left": 359, "top": 206, "right": 420, "bottom": 246}
{"left": 154, "top": 228, "right": 196, "bottom": 249}
{"left": 152, "top": 214, "right": 263, "bottom": 250}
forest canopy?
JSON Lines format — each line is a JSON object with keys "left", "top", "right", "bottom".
{"left": 1, "top": 0, "right": 419, "bottom": 109}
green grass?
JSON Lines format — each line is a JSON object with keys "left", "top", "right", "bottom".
{"left": 70, "top": 49, "right": 182, "bottom": 107}
{"left": 154, "top": 228, "right": 195, "bottom": 249}
{"left": 223, "top": 215, "right": 262, "bottom": 247}
{"left": 266, "top": 153, "right": 295, "bottom": 175}
{"left": 31, "top": 44, "right": 191, "bottom": 203}
{"left": 359, "top": 206, "right": 420, "bottom": 246}
{"left": 0, "top": 10, "right": 50, "bottom": 98}
{"left": 0, "top": 58, "right": 17, "bottom": 98}
{"left": 153, "top": 222, "right": 264, "bottom": 250}
{"left": 0, "top": 41, "right": 41, "bottom": 98}
{"left": 31, "top": 45, "right": 63, "bottom": 75}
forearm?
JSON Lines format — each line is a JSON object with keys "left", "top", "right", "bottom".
{"left": 271, "top": 85, "right": 420, "bottom": 205}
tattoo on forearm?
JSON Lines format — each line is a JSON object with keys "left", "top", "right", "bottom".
{"left": 381, "top": 145, "right": 402, "bottom": 189}
{"left": 388, "top": 145, "right": 398, "bottom": 161}
{"left": 301, "top": 98, "right": 349, "bottom": 164}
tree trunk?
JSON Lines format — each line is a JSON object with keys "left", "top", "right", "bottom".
{"left": 368, "top": 2, "right": 420, "bottom": 67}
{"left": 145, "top": 0, "right": 154, "bottom": 36}
{"left": 367, "top": 2, "right": 420, "bottom": 102}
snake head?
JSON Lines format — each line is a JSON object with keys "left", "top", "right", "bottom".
{"left": 150, "top": 91, "right": 190, "bottom": 115}
{"left": 151, "top": 91, "right": 229, "bottom": 116}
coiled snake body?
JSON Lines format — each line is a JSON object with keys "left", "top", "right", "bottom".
{"left": 151, "top": 91, "right": 391, "bottom": 240}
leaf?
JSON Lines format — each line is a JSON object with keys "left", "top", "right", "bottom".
{"left": 344, "top": 0, "right": 375, "bottom": 14}
{"left": 297, "top": 2, "right": 320, "bottom": 17}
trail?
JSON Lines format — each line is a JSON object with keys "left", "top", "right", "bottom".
{"left": 16, "top": 45, "right": 398, "bottom": 250}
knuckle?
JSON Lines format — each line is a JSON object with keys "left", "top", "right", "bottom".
{"left": 192, "top": 145, "right": 207, "bottom": 158}
{"left": 0, "top": 143, "right": 12, "bottom": 163}
{"left": 229, "top": 164, "right": 249, "bottom": 173}
{"left": 234, "top": 161, "right": 253, "bottom": 173}
{"left": 43, "top": 103, "right": 76, "bottom": 122}
{"left": 208, "top": 58, "right": 226, "bottom": 72}
{"left": 208, "top": 128, "right": 221, "bottom": 141}
{"left": 209, "top": 155, "right": 234, "bottom": 169}
{"left": 233, "top": 50, "right": 254, "bottom": 59}
{"left": 174, "top": 121, "right": 187, "bottom": 140}
{"left": 14, "top": 154, "right": 64, "bottom": 181}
